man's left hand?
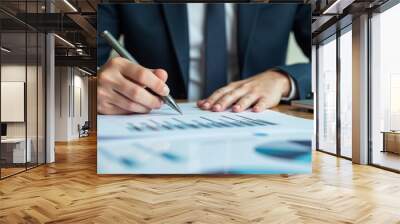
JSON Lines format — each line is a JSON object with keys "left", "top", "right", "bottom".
{"left": 197, "top": 70, "right": 291, "bottom": 113}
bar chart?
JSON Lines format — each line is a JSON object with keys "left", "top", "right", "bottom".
{"left": 126, "top": 114, "right": 277, "bottom": 133}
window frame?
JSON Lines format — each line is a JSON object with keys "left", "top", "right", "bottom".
{"left": 315, "top": 23, "right": 353, "bottom": 161}
{"left": 0, "top": 0, "right": 48, "bottom": 180}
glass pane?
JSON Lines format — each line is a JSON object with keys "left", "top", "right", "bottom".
{"left": 27, "top": 31, "right": 38, "bottom": 169}
{"left": 317, "top": 36, "right": 337, "bottom": 154}
{"left": 339, "top": 29, "right": 352, "bottom": 158}
{"left": 26, "top": 0, "right": 39, "bottom": 169}
{"left": 1, "top": 30, "right": 27, "bottom": 177}
{"left": 371, "top": 4, "right": 400, "bottom": 171}
{"left": 38, "top": 32, "right": 46, "bottom": 165}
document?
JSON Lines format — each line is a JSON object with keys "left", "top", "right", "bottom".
{"left": 97, "top": 102, "right": 313, "bottom": 174}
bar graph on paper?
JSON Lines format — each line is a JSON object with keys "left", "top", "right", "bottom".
{"left": 126, "top": 115, "right": 277, "bottom": 133}
{"left": 97, "top": 103, "right": 311, "bottom": 138}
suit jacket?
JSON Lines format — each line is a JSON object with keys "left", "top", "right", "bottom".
{"left": 97, "top": 4, "right": 311, "bottom": 99}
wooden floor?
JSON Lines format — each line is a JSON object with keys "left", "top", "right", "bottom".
{"left": 1, "top": 167, "right": 26, "bottom": 178}
{"left": 1, "top": 135, "right": 400, "bottom": 223}
{"left": 372, "top": 151, "right": 400, "bottom": 171}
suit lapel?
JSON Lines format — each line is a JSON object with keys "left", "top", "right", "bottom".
{"left": 237, "top": 4, "right": 259, "bottom": 78}
{"left": 162, "top": 4, "right": 189, "bottom": 89}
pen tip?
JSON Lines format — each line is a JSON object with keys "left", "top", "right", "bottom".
{"left": 176, "top": 108, "right": 183, "bottom": 115}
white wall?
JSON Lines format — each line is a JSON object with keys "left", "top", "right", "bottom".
{"left": 54, "top": 66, "right": 70, "bottom": 141}
{"left": 71, "top": 73, "right": 89, "bottom": 138}
{"left": 1, "top": 63, "right": 46, "bottom": 164}
{"left": 1, "top": 65, "right": 26, "bottom": 141}
{"left": 1, "top": 66, "right": 26, "bottom": 128}
{"left": 1, "top": 65, "right": 37, "bottom": 138}
{"left": 54, "top": 67, "right": 89, "bottom": 141}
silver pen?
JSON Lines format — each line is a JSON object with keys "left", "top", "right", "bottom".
{"left": 100, "top": 30, "right": 182, "bottom": 115}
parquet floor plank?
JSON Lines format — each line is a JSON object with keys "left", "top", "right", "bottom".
{"left": 0, "top": 135, "right": 400, "bottom": 223}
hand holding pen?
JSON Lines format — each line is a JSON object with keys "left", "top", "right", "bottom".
{"left": 97, "top": 31, "right": 182, "bottom": 115}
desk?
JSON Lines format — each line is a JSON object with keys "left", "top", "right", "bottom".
{"left": 291, "top": 99, "right": 314, "bottom": 111}
{"left": 1, "top": 138, "right": 31, "bottom": 164}
{"left": 271, "top": 104, "right": 313, "bottom": 120}
{"left": 381, "top": 131, "right": 400, "bottom": 154}
{"left": 175, "top": 100, "right": 313, "bottom": 120}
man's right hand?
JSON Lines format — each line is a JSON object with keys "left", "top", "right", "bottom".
{"left": 97, "top": 57, "right": 170, "bottom": 115}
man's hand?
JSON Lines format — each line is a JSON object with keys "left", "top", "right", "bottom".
{"left": 97, "top": 57, "right": 170, "bottom": 115}
{"left": 197, "top": 70, "right": 291, "bottom": 113}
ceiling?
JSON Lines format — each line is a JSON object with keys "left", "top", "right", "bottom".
{"left": 1, "top": 32, "right": 45, "bottom": 64}
{"left": 0, "top": 0, "right": 101, "bottom": 71}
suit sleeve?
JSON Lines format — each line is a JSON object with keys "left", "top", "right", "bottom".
{"left": 275, "top": 5, "right": 312, "bottom": 100}
{"left": 97, "top": 4, "right": 121, "bottom": 67}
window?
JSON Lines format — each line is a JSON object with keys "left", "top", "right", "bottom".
{"left": 1, "top": 30, "right": 28, "bottom": 177}
{"left": 317, "top": 35, "right": 337, "bottom": 154}
{"left": 370, "top": 2, "right": 400, "bottom": 171}
{"left": 339, "top": 27, "right": 352, "bottom": 158}
{"left": 0, "top": 1, "right": 47, "bottom": 179}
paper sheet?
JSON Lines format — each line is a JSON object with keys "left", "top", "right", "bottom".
{"left": 97, "top": 102, "right": 313, "bottom": 174}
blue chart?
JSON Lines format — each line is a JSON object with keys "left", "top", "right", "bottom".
{"left": 126, "top": 114, "right": 277, "bottom": 133}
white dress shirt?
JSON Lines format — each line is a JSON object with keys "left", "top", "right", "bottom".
{"left": 186, "top": 3, "right": 295, "bottom": 101}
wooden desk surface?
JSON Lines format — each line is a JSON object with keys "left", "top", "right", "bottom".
{"left": 177, "top": 101, "right": 314, "bottom": 120}
{"left": 271, "top": 104, "right": 313, "bottom": 120}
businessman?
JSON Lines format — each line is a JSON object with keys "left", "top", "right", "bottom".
{"left": 97, "top": 3, "right": 311, "bottom": 114}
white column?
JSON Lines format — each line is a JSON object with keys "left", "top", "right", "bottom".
{"left": 352, "top": 14, "right": 369, "bottom": 164}
{"left": 45, "top": 0, "right": 56, "bottom": 163}
{"left": 46, "top": 33, "right": 55, "bottom": 163}
{"left": 312, "top": 45, "right": 317, "bottom": 150}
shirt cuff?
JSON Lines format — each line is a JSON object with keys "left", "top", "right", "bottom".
{"left": 281, "top": 74, "right": 297, "bottom": 101}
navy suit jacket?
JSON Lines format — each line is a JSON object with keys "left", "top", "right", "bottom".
{"left": 98, "top": 4, "right": 311, "bottom": 100}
